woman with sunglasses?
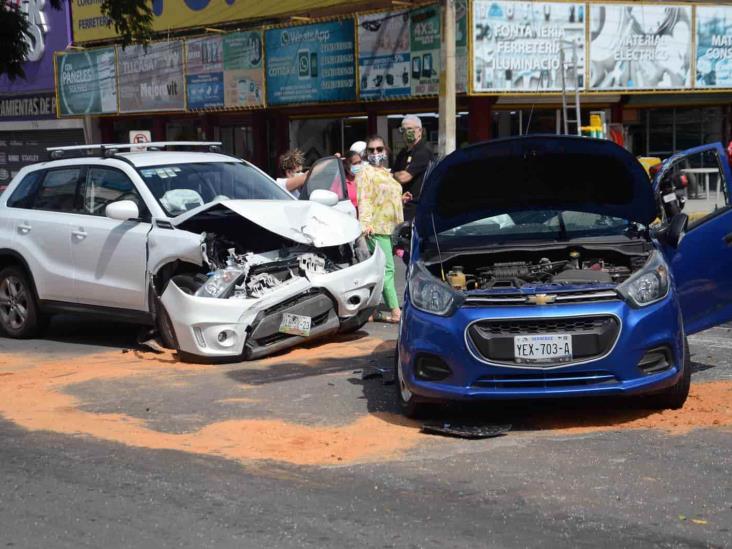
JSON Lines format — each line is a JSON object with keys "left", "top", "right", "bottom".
{"left": 356, "top": 135, "right": 403, "bottom": 323}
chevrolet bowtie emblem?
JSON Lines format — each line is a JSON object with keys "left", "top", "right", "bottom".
{"left": 527, "top": 294, "right": 556, "bottom": 305}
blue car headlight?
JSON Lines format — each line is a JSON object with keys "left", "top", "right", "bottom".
{"left": 617, "top": 251, "right": 669, "bottom": 307}
{"left": 409, "top": 263, "right": 463, "bottom": 316}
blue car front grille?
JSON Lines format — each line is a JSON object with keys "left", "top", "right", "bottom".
{"left": 467, "top": 315, "right": 620, "bottom": 366}
{"left": 472, "top": 370, "right": 619, "bottom": 389}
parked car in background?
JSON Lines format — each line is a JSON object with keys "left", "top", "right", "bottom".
{"left": 395, "top": 136, "right": 732, "bottom": 417}
{"left": 0, "top": 143, "right": 383, "bottom": 360}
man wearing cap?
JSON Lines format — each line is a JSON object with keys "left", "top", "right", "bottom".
{"left": 392, "top": 114, "right": 434, "bottom": 221}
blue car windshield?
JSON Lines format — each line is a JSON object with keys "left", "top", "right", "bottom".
{"left": 137, "top": 162, "right": 292, "bottom": 217}
{"left": 437, "top": 210, "right": 640, "bottom": 242}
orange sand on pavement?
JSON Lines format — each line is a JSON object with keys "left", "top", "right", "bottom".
{"left": 0, "top": 338, "right": 423, "bottom": 466}
{"left": 0, "top": 338, "right": 730, "bottom": 466}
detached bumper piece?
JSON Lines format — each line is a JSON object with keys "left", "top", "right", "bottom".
{"left": 244, "top": 290, "right": 339, "bottom": 360}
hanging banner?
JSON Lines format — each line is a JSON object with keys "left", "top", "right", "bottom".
{"left": 410, "top": 5, "right": 441, "bottom": 96}
{"left": 357, "top": 11, "right": 411, "bottom": 99}
{"left": 589, "top": 4, "right": 691, "bottom": 90}
{"left": 472, "top": 1, "right": 585, "bottom": 92}
{"left": 56, "top": 48, "right": 117, "bottom": 116}
{"left": 357, "top": 1, "right": 467, "bottom": 100}
{"left": 117, "top": 41, "right": 186, "bottom": 113}
{"left": 186, "top": 36, "right": 224, "bottom": 110}
{"left": 222, "top": 31, "right": 265, "bottom": 108}
{"left": 265, "top": 20, "right": 356, "bottom": 106}
{"left": 696, "top": 6, "right": 732, "bottom": 88}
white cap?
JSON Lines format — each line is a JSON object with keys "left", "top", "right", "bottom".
{"left": 349, "top": 141, "right": 367, "bottom": 155}
{"left": 402, "top": 114, "right": 422, "bottom": 128}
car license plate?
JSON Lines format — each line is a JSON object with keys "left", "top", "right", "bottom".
{"left": 279, "top": 313, "right": 312, "bottom": 337}
{"left": 514, "top": 334, "right": 572, "bottom": 363}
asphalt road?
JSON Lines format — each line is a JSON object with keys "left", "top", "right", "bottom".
{"left": 0, "top": 300, "right": 731, "bottom": 547}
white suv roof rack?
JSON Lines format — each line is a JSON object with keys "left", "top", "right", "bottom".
{"left": 46, "top": 141, "right": 224, "bottom": 159}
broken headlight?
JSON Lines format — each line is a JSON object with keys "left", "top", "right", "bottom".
{"left": 617, "top": 251, "right": 669, "bottom": 307}
{"left": 196, "top": 267, "right": 244, "bottom": 298}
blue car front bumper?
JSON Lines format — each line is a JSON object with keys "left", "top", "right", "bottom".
{"left": 398, "top": 295, "right": 685, "bottom": 402}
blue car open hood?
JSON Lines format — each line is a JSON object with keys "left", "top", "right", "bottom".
{"left": 415, "top": 136, "right": 657, "bottom": 236}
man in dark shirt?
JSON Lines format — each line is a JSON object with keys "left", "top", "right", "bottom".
{"left": 392, "top": 114, "right": 434, "bottom": 221}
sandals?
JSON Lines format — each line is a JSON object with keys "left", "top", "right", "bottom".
{"left": 371, "top": 311, "right": 401, "bottom": 324}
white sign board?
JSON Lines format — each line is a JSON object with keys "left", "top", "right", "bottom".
{"left": 129, "top": 130, "right": 151, "bottom": 152}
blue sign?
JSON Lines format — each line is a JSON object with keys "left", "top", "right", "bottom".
{"left": 265, "top": 20, "right": 356, "bottom": 105}
{"left": 186, "top": 72, "right": 224, "bottom": 110}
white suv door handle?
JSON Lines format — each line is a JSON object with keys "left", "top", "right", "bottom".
{"left": 71, "top": 229, "right": 87, "bottom": 240}
{"left": 17, "top": 223, "right": 31, "bottom": 234}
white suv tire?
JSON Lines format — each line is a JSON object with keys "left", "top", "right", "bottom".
{"left": 0, "top": 265, "right": 44, "bottom": 338}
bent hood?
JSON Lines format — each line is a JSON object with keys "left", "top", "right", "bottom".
{"left": 171, "top": 199, "right": 361, "bottom": 247}
{"left": 416, "top": 135, "right": 657, "bottom": 235}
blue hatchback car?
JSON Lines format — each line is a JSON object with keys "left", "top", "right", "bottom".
{"left": 396, "top": 135, "right": 732, "bottom": 417}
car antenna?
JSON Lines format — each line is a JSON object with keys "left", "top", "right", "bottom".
{"left": 431, "top": 212, "right": 446, "bottom": 281}
{"left": 523, "top": 71, "right": 546, "bottom": 135}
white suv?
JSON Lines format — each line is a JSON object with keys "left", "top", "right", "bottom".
{"left": 0, "top": 142, "right": 384, "bottom": 360}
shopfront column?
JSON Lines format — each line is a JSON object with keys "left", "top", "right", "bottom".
{"left": 468, "top": 96, "right": 495, "bottom": 143}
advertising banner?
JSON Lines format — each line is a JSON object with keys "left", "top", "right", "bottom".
{"left": 696, "top": 6, "right": 732, "bottom": 88}
{"left": 71, "top": 0, "right": 363, "bottom": 43}
{"left": 56, "top": 48, "right": 117, "bottom": 116}
{"left": 266, "top": 20, "right": 356, "bottom": 106}
{"left": 186, "top": 36, "right": 224, "bottom": 110}
{"left": 472, "top": 1, "right": 585, "bottom": 92}
{"left": 589, "top": 4, "right": 692, "bottom": 90}
{"left": 410, "top": 5, "right": 441, "bottom": 96}
{"left": 0, "top": 1, "right": 72, "bottom": 94}
{"left": 357, "top": 10, "right": 411, "bottom": 99}
{"left": 222, "top": 32, "right": 265, "bottom": 108}
{"left": 117, "top": 41, "right": 186, "bottom": 113}
{"left": 357, "top": 1, "right": 467, "bottom": 100}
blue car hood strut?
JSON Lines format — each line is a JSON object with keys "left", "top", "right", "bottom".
{"left": 415, "top": 135, "right": 657, "bottom": 236}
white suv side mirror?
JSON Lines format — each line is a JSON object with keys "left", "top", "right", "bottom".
{"left": 309, "top": 189, "right": 339, "bottom": 207}
{"left": 106, "top": 200, "right": 140, "bottom": 221}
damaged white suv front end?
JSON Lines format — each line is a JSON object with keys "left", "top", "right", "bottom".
{"left": 159, "top": 199, "right": 384, "bottom": 359}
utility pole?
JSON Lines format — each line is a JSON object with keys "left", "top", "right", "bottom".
{"left": 438, "top": 0, "right": 456, "bottom": 158}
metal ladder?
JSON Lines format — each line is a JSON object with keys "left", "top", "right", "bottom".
{"left": 559, "top": 40, "right": 582, "bottom": 136}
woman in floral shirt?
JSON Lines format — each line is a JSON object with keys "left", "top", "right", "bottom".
{"left": 357, "top": 135, "right": 404, "bottom": 323}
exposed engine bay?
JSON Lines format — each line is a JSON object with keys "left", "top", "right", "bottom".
{"left": 428, "top": 245, "right": 652, "bottom": 291}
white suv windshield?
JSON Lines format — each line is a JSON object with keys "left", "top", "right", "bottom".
{"left": 137, "top": 162, "right": 291, "bottom": 216}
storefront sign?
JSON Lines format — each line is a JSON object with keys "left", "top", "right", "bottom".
{"left": 0, "top": 1, "right": 72, "bottom": 94}
{"left": 472, "top": 1, "right": 585, "bottom": 92}
{"left": 0, "top": 93, "right": 56, "bottom": 121}
{"left": 696, "top": 6, "right": 732, "bottom": 88}
{"left": 266, "top": 20, "right": 356, "bottom": 106}
{"left": 589, "top": 4, "right": 691, "bottom": 90}
{"left": 71, "top": 0, "right": 363, "bottom": 43}
{"left": 186, "top": 36, "right": 224, "bottom": 109}
{"left": 56, "top": 48, "right": 117, "bottom": 116}
{"left": 358, "top": 2, "right": 467, "bottom": 100}
{"left": 117, "top": 42, "right": 186, "bottom": 113}
{"left": 222, "top": 32, "right": 265, "bottom": 108}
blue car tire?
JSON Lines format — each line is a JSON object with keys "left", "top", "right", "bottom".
{"left": 647, "top": 337, "right": 691, "bottom": 410}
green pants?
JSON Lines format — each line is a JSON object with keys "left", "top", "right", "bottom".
{"left": 368, "top": 234, "right": 399, "bottom": 310}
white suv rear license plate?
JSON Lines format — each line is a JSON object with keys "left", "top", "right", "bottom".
{"left": 514, "top": 334, "right": 572, "bottom": 363}
{"left": 279, "top": 313, "right": 312, "bottom": 337}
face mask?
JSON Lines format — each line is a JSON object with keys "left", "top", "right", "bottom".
{"left": 350, "top": 163, "right": 363, "bottom": 174}
{"left": 367, "top": 152, "right": 387, "bottom": 166}
{"left": 404, "top": 128, "right": 419, "bottom": 144}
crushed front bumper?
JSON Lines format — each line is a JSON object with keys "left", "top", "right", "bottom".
{"left": 160, "top": 246, "right": 385, "bottom": 359}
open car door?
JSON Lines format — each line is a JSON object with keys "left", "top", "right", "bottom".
{"left": 656, "top": 142, "right": 732, "bottom": 334}
{"left": 299, "top": 156, "right": 356, "bottom": 218}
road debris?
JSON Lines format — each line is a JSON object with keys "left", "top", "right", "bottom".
{"left": 421, "top": 422, "right": 512, "bottom": 439}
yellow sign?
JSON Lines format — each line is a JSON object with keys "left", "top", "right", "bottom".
{"left": 72, "top": 0, "right": 357, "bottom": 43}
